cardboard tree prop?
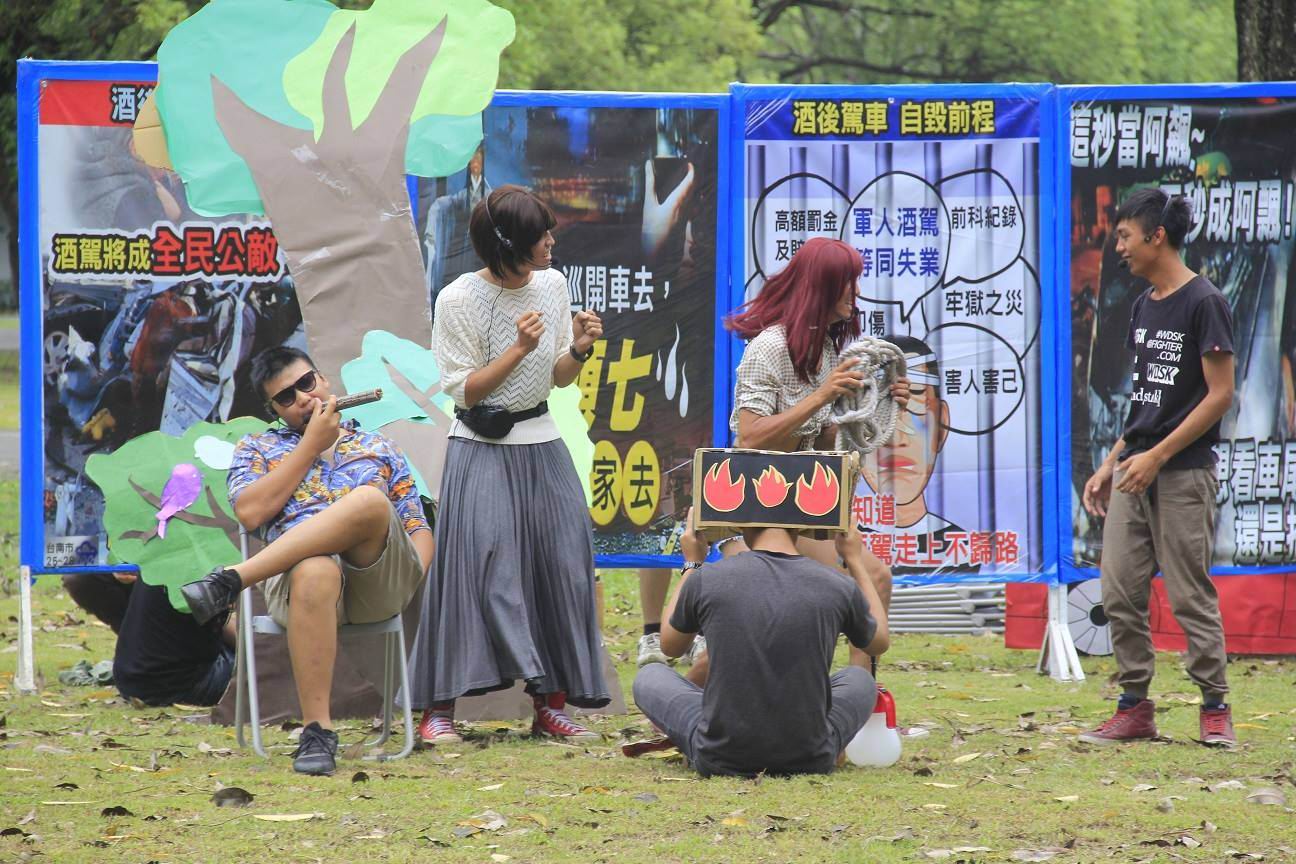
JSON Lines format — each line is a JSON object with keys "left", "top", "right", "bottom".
{"left": 136, "top": 0, "right": 515, "bottom": 383}
{"left": 692, "top": 449, "right": 860, "bottom": 533}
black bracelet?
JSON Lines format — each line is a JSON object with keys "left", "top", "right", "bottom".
{"left": 681, "top": 561, "right": 704, "bottom": 574}
{"left": 570, "top": 343, "right": 594, "bottom": 362}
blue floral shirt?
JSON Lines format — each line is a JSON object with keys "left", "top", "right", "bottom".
{"left": 227, "top": 419, "right": 429, "bottom": 543}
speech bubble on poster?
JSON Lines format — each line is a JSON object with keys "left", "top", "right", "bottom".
{"left": 935, "top": 167, "right": 1027, "bottom": 287}
{"left": 748, "top": 172, "right": 851, "bottom": 278}
{"left": 845, "top": 171, "right": 951, "bottom": 323}
{"left": 923, "top": 321, "right": 1026, "bottom": 436}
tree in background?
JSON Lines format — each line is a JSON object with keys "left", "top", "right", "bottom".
{"left": 0, "top": 0, "right": 200, "bottom": 310}
{"left": 493, "top": 0, "right": 766, "bottom": 92}
{"left": 1236, "top": 0, "right": 1296, "bottom": 80}
{"left": 754, "top": 0, "right": 1235, "bottom": 85}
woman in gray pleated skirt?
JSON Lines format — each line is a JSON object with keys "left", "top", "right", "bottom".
{"left": 406, "top": 186, "right": 609, "bottom": 743}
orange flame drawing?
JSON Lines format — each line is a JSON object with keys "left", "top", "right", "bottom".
{"left": 795, "top": 462, "right": 840, "bottom": 517}
{"left": 753, "top": 466, "right": 791, "bottom": 509}
{"left": 703, "top": 459, "right": 746, "bottom": 513}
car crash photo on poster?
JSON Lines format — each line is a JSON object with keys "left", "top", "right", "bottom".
{"left": 36, "top": 78, "right": 302, "bottom": 568}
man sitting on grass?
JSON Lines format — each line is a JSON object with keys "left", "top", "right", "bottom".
{"left": 180, "top": 345, "right": 433, "bottom": 776}
{"left": 632, "top": 514, "right": 889, "bottom": 777}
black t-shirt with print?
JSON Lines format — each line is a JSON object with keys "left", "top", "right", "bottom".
{"left": 1121, "top": 275, "right": 1234, "bottom": 469}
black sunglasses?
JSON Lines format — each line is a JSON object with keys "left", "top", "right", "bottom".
{"left": 268, "top": 370, "right": 319, "bottom": 408}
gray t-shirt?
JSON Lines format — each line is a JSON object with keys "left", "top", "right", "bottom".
{"left": 670, "top": 551, "right": 876, "bottom": 776}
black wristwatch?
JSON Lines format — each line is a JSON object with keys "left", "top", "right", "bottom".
{"left": 681, "top": 561, "right": 704, "bottom": 574}
{"left": 569, "top": 343, "right": 594, "bottom": 362}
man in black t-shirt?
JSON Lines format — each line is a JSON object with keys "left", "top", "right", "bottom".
{"left": 631, "top": 515, "right": 890, "bottom": 777}
{"left": 114, "top": 579, "right": 235, "bottom": 707}
{"left": 1080, "top": 188, "right": 1236, "bottom": 748}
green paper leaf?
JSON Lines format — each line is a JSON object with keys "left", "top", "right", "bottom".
{"left": 85, "top": 418, "right": 265, "bottom": 612}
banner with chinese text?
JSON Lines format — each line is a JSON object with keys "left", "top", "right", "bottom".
{"left": 415, "top": 96, "right": 725, "bottom": 564}
{"left": 734, "top": 84, "right": 1052, "bottom": 583}
{"left": 35, "top": 74, "right": 299, "bottom": 569}
{"left": 1066, "top": 89, "right": 1296, "bottom": 575}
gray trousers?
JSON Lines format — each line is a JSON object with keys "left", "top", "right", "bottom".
{"left": 1101, "top": 465, "right": 1228, "bottom": 702}
{"left": 632, "top": 662, "right": 875, "bottom": 776}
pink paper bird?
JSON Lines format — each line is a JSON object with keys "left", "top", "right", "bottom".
{"left": 156, "top": 463, "right": 203, "bottom": 539}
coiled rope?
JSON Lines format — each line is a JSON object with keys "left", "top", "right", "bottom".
{"left": 831, "top": 337, "right": 908, "bottom": 456}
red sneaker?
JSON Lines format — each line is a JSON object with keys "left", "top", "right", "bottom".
{"left": 532, "top": 693, "right": 599, "bottom": 740}
{"left": 418, "top": 710, "right": 462, "bottom": 745}
{"left": 1199, "top": 705, "right": 1236, "bottom": 747}
{"left": 1078, "top": 699, "right": 1157, "bottom": 744}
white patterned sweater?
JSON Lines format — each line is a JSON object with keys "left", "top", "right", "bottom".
{"left": 433, "top": 269, "right": 573, "bottom": 445}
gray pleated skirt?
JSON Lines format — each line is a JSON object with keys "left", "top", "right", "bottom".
{"left": 404, "top": 436, "right": 610, "bottom": 709}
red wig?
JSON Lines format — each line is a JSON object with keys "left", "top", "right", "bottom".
{"left": 726, "top": 237, "right": 862, "bottom": 382}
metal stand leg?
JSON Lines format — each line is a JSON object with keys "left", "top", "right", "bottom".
{"left": 1037, "top": 582, "right": 1086, "bottom": 682}
{"left": 392, "top": 623, "right": 415, "bottom": 761}
{"left": 16, "top": 566, "right": 37, "bottom": 695}
{"left": 239, "top": 589, "right": 266, "bottom": 757}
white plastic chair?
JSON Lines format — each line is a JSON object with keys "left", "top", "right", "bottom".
{"left": 232, "top": 528, "right": 415, "bottom": 761}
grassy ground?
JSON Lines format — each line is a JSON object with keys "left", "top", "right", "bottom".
{"left": 0, "top": 314, "right": 16, "bottom": 329}
{"left": 0, "top": 348, "right": 19, "bottom": 430}
{"left": 1, "top": 471, "right": 1294, "bottom": 862}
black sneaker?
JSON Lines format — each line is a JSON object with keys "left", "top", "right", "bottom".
{"left": 180, "top": 567, "right": 243, "bottom": 626}
{"left": 292, "top": 722, "right": 338, "bottom": 775}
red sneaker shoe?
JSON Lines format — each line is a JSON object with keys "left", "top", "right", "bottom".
{"left": 1199, "top": 705, "right": 1236, "bottom": 747}
{"left": 532, "top": 693, "right": 599, "bottom": 740}
{"left": 418, "top": 709, "right": 462, "bottom": 745}
{"left": 1077, "top": 699, "right": 1157, "bottom": 744}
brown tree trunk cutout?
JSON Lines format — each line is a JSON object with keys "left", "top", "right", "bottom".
{"left": 210, "top": 22, "right": 448, "bottom": 383}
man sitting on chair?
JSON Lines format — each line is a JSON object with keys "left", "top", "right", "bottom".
{"left": 180, "top": 345, "right": 433, "bottom": 775}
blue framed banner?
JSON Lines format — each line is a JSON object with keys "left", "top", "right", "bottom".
{"left": 414, "top": 91, "right": 731, "bottom": 566}
{"left": 730, "top": 83, "right": 1059, "bottom": 585}
{"left": 1059, "top": 83, "right": 1296, "bottom": 582}
{"left": 17, "top": 59, "right": 731, "bottom": 574}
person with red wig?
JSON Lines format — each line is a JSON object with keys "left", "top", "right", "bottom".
{"left": 723, "top": 237, "right": 906, "bottom": 669}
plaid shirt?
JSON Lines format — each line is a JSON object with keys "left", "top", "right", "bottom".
{"left": 730, "top": 325, "right": 838, "bottom": 449}
{"left": 227, "top": 419, "right": 429, "bottom": 543}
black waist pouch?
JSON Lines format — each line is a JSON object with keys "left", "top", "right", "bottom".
{"left": 454, "top": 401, "right": 548, "bottom": 439}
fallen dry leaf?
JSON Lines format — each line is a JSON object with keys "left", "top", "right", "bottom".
{"left": 952, "top": 752, "right": 982, "bottom": 764}
{"left": 252, "top": 814, "right": 321, "bottom": 822}
{"left": 1053, "top": 795, "right": 1079, "bottom": 803}
{"left": 1245, "top": 788, "right": 1286, "bottom": 806}
{"left": 1011, "top": 848, "right": 1068, "bottom": 862}
{"left": 477, "top": 783, "right": 504, "bottom": 792}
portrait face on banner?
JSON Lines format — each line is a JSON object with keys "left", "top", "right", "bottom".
{"left": 740, "top": 90, "right": 1045, "bottom": 580}
{"left": 1069, "top": 97, "right": 1296, "bottom": 570}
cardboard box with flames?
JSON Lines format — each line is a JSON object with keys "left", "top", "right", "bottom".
{"left": 691, "top": 449, "right": 860, "bottom": 532}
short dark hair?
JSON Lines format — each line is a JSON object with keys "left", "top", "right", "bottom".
{"left": 1114, "top": 187, "right": 1193, "bottom": 248}
{"left": 469, "top": 185, "right": 557, "bottom": 278}
{"left": 249, "top": 345, "right": 314, "bottom": 402}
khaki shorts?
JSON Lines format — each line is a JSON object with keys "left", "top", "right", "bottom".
{"left": 262, "top": 502, "right": 426, "bottom": 629}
